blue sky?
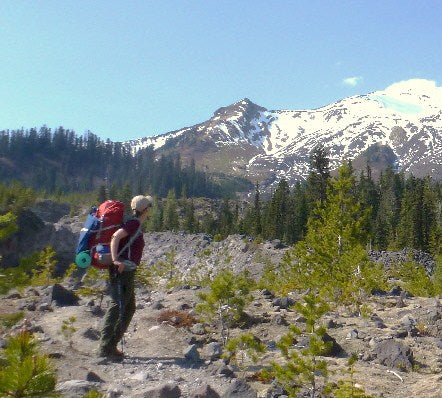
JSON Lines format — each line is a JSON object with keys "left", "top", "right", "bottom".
{"left": 1, "top": 1, "right": 441, "bottom": 142}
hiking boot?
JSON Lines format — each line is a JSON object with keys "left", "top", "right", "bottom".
{"left": 98, "top": 346, "right": 124, "bottom": 359}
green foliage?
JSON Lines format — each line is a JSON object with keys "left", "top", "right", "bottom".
{"left": 0, "top": 331, "right": 58, "bottom": 397}
{"left": 60, "top": 316, "right": 77, "bottom": 347}
{"left": 333, "top": 354, "right": 374, "bottom": 398}
{"left": 0, "top": 182, "right": 37, "bottom": 214}
{"left": 30, "top": 247, "right": 59, "bottom": 287}
{"left": 196, "top": 269, "right": 254, "bottom": 345}
{"left": 0, "top": 312, "right": 24, "bottom": 332}
{"left": 278, "top": 163, "right": 387, "bottom": 306}
{"left": 224, "top": 333, "right": 266, "bottom": 376}
{"left": 149, "top": 250, "right": 181, "bottom": 288}
{"left": 0, "top": 128, "right": 245, "bottom": 198}
{"left": 145, "top": 196, "right": 163, "bottom": 231}
{"left": 391, "top": 260, "right": 440, "bottom": 297}
{"left": 213, "top": 233, "right": 223, "bottom": 242}
{"left": 271, "top": 294, "right": 332, "bottom": 398}
{"left": 96, "top": 185, "right": 107, "bottom": 203}
{"left": 134, "top": 262, "right": 155, "bottom": 288}
{"left": 306, "top": 144, "right": 331, "bottom": 208}
{"left": 82, "top": 389, "right": 104, "bottom": 398}
{"left": 433, "top": 255, "right": 442, "bottom": 294}
{"left": 0, "top": 212, "right": 18, "bottom": 241}
{"left": 0, "top": 246, "right": 61, "bottom": 295}
{"left": 163, "top": 190, "right": 179, "bottom": 231}
{"left": 182, "top": 198, "right": 198, "bottom": 233}
{"left": 76, "top": 266, "right": 108, "bottom": 305}
{"left": 63, "top": 263, "right": 77, "bottom": 280}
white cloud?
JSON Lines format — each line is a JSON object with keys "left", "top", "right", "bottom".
{"left": 342, "top": 76, "right": 363, "bottom": 87}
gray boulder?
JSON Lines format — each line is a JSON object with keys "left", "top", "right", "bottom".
{"left": 204, "top": 342, "right": 222, "bottom": 361}
{"left": 373, "top": 339, "right": 414, "bottom": 370}
{"left": 56, "top": 380, "right": 99, "bottom": 397}
{"left": 189, "top": 384, "right": 221, "bottom": 398}
{"left": 138, "top": 383, "right": 181, "bottom": 398}
{"left": 183, "top": 344, "right": 201, "bottom": 363}
{"left": 222, "top": 379, "right": 257, "bottom": 398}
{"left": 51, "top": 284, "right": 79, "bottom": 306}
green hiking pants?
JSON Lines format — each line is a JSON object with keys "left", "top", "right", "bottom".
{"left": 99, "top": 269, "right": 136, "bottom": 353}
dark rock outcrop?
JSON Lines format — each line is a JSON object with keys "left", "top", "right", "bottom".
{"left": 373, "top": 339, "right": 414, "bottom": 370}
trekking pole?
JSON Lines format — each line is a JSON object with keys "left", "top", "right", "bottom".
{"left": 117, "top": 276, "right": 125, "bottom": 355}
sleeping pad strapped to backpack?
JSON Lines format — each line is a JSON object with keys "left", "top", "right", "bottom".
{"left": 75, "top": 200, "right": 125, "bottom": 269}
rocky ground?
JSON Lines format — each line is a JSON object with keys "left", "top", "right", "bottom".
{"left": 1, "top": 247, "right": 442, "bottom": 397}
{"left": 0, "top": 203, "right": 441, "bottom": 397}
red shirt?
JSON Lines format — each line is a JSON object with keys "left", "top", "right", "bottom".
{"left": 118, "top": 219, "right": 144, "bottom": 265}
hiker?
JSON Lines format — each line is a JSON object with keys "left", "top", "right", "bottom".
{"left": 98, "top": 195, "right": 152, "bottom": 358}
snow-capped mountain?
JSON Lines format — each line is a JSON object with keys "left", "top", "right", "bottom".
{"left": 126, "top": 79, "right": 442, "bottom": 187}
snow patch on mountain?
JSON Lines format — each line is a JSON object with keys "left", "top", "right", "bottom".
{"left": 126, "top": 79, "right": 442, "bottom": 182}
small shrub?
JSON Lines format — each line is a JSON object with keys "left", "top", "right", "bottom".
{"left": 0, "top": 212, "right": 18, "bottom": 241}
{"left": 196, "top": 269, "right": 254, "bottom": 345}
{"left": 224, "top": 333, "right": 266, "bottom": 377}
{"left": 359, "top": 304, "right": 372, "bottom": 319}
{"left": 0, "top": 331, "right": 57, "bottom": 397}
{"left": 391, "top": 260, "right": 437, "bottom": 297}
{"left": 271, "top": 293, "right": 332, "bottom": 398}
{"left": 135, "top": 262, "right": 154, "bottom": 288}
{"left": 77, "top": 266, "right": 107, "bottom": 306}
{"left": 213, "top": 233, "right": 223, "bottom": 242}
{"left": 83, "top": 388, "right": 104, "bottom": 398}
{"left": 0, "top": 312, "right": 24, "bottom": 331}
{"left": 60, "top": 316, "right": 77, "bottom": 347}
{"left": 149, "top": 250, "right": 181, "bottom": 288}
{"left": 333, "top": 353, "right": 374, "bottom": 398}
{"left": 30, "top": 247, "right": 60, "bottom": 286}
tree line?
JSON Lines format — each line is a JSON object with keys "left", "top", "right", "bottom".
{"left": 0, "top": 127, "right": 249, "bottom": 198}
{"left": 146, "top": 145, "right": 441, "bottom": 255}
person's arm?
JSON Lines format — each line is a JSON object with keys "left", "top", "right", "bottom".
{"left": 110, "top": 228, "right": 129, "bottom": 273}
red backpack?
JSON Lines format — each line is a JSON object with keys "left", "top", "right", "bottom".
{"left": 89, "top": 200, "right": 125, "bottom": 269}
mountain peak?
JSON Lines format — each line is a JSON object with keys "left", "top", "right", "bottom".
{"left": 213, "top": 98, "right": 266, "bottom": 118}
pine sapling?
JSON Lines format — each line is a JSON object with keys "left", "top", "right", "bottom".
{"left": 196, "top": 269, "right": 253, "bottom": 345}
{"left": 333, "top": 354, "right": 374, "bottom": 398}
{"left": 0, "top": 331, "right": 57, "bottom": 397}
{"left": 224, "top": 333, "right": 267, "bottom": 377}
{"left": 271, "top": 293, "right": 332, "bottom": 398}
{"left": 60, "top": 316, "right": 77, "bottom": 347}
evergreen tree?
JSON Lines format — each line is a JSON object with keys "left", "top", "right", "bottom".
{"left": 374, "top": 168, "right": 403, "bottom": 249}
{"left": 271, "top": 179, "right": 290, "bottom": 240}
{"left": 282, "top": 162, "right": 386, "bottom": 305}
{"left": 97, "top": 185, "right": 107, "bottom": 203}
{"left": 163, "top": 189, "right": 179, "bottom": 231}
{"left": 108, "top": 183, "right": 119, "bottom": 200}
{"left": 356, "top": 165, "right": 379, "bottom": 246}
{"left": 146, "top": 196, "right": 163, "bottom": 231}
{"left": 285, "top": 182, "right": 308, "bottom": 244}
{"left": 252, "top": 182, "right": 262, "bottom": 237}
{"left": 219, "top": 199, "right": 234, "bottom": 237}
{"left": 120, "top": 183, "right": 132, "bottom": 216}
{"left": 182, "top": 198, "right": 197, "bottom": 233}
{"left": 306, "top": 144, "right": 330, "bottom": 211}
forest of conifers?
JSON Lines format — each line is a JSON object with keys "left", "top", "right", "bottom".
{"left": 0, "top": 127, "right": 440, "bottom": 255}
{"left": 0, "top": 127, "right": 251, "bottom": 198}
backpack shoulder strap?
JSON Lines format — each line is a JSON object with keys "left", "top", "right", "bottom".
{"left": 117, "top": 221, "right": 142, "bottom": 258}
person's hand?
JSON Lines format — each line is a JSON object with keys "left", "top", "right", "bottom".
{"left": 113, "top": 260, "right": 125, "bottom": 273}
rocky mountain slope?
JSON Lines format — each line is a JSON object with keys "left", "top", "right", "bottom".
{"left": 126, "top": 79, "right": 442, "bottom": 188}
{"left": 1, "top": 276, "right": 442, "bottom": 398}
{"left": 1, "top": 206, "right": 441, "bottom": 397}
